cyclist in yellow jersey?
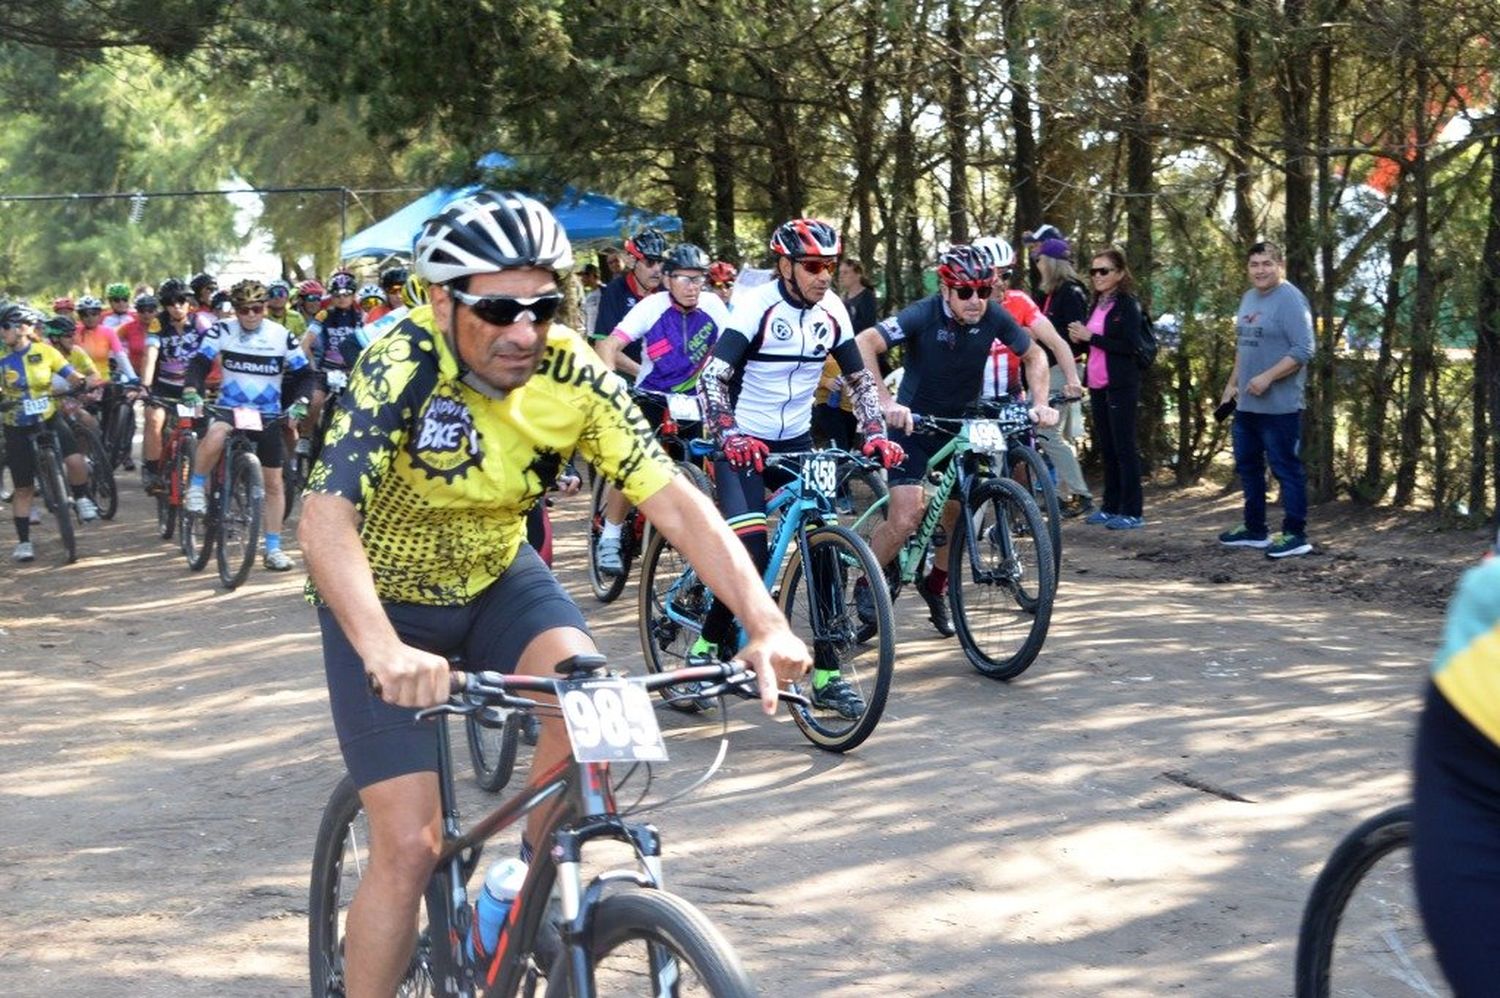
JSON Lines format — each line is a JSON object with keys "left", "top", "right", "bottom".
{"left": 298, "top": 190, "right": 810, "bottom": 998}
{"left": 1, "top": 305, "right": 96, "bottom": 560}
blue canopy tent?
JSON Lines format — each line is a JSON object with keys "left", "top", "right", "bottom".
{"left": 340, "top": 179, "right": 681, "bottom": 260}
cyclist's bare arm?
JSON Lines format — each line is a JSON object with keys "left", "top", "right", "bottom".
{"left": 856, "top": 327, "right": 910, "bottom": 432}
{"left": 1020, "top": 345, "right": 1059, "bottom": 426}
{"left": 638, "top": 474, "right": 811, "bottom": 712}
{"left": 1028, "top": 315, "right": 1083, "bottom": 396}
{"left": 300, "top": 492, "right": 449, "bottom": 708}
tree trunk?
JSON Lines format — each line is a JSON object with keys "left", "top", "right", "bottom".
{"left": 1358, "top": 188, "right": 1409, "bottom": 503}
{"left": 1124, "top": 0, "right": 1162, "bottom": 467}
{"left": 1476, "top": 132, "right": 1500, "bottom": 520}
{"left": 1231, "top": 0, "right": 1257, "bottom": 247}
{"left": 852, "top": 7, "right": 881, "bottom": 270}
{"left": 1310, "top": 26, "right": 1338, "bottom": 501}
{"left": 1003, "top": 0, "right": 1041, "bottom": 240}
{"left": 1394, "top": 23, "right": 1436, "bottom": 507}
{"left": 710, "top": 127, "right": 736, "bottom": 261}
{"left": 943, "top": 0, "right": 969, "bottom": 243}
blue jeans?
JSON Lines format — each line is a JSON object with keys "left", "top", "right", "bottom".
{"left": 1231, "top": 409, "right": 1306, "bottom": 536}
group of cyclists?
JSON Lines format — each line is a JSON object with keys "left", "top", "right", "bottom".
{"left": 0, "top": 266, "right": 429, "bottom": 567}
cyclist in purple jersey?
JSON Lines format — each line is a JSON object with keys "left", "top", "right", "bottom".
{"left": 592, "top": 243, "right": 726, "bottom": 575}
{"left": 140, "top": 278, "right": 206, "bottom": 493}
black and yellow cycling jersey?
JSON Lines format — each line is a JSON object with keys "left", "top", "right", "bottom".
{"left": 305, "top": 304, "right": 677, "bottom": 605}
{"left": 1, "top": 340, "right": 76, "bottom": 427}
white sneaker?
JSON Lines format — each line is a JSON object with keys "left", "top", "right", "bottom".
{"left": 184, "top": 484, "right": 207, "bottom": 514}
{"left": 595, "top": 534, "right": 624, "bottom": 577}
{"left": 12, "top": 541, "right": 34, "bottom": 562}
{"left": 263, "top": 549, "right": 294, "bottom": 571}
{"left": 75, "top": 497, "right": 99, "bottom": 522}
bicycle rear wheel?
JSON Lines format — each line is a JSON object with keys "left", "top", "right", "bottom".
{"left": 778, "top": 524, "right": 894, "bottom": 753}
{"left": 637, "top": 528, "right": 713, "bottom": 713}
{"left": 836, "top": 464, "right": 887, "bottom": 548}
{"left": 309, "top": 776, "right": 439, "bottom": 997}
{"left": 109, "top": 398, "right": 136, "bottom": 469}
{"left": 79, "top": 423, "right": 118, "bottom": 521}
{"left": 1006, "top": 443, "right": 1061, "bottom": 574}
{"left": 36, "top": 446, "right": 76, "bottom": 564}
{"left": 544, "top": 887, "right": 754, "bottom": 997}
{"left": 948, "top": 478, "right": 1054, "bottom": 680}
{"left": 218, "top": 452, "right": 264, "bottom": 589}
{"left": 1294, "top": 805, "right": 1445, "bottom": 997}
{"left": 587, "top": 473, "right": 631, "bottom": 603}
{"left": 283, "top": 447, "right": 309, "bottom": 523}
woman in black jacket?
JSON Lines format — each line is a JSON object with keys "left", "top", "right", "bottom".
{"left": 1068, "top": 246, "right": 1146, "bottom": 528}
{"left": 1033, "top": 238, "right": 1095, "bottom": 516}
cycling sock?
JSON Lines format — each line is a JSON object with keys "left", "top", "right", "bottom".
{"left": 14, "top": 517, "right": 29, "bottom": 543}
{"left": 264, "top": 532, "right": 281, "bottom": 553}
{"left": 599, "top": 519, "right": 623, "bottom": 541}
{"left": 146, "top": 459, "right": 161, "bottom": 475}
{"left": 71, "top": 483, "right": 88, "bottom": 499}
{"left": 190, "top": 474, "right": 206, "bottom": 489}
{"left": 926, "top": 568, "right": 948, "bottom": 595}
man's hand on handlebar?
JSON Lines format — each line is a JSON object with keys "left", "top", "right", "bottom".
{"left": 734, "top": 626, "right": 812, "bottom": 715}
{"left": 1030, "top": 404, "right": 1060, "bottom": 428}
{"left": 364, "top": 640, "right": 451, "bottom": 708}
{"left": 882, "top": 400, "right": 913, "bottom": 434}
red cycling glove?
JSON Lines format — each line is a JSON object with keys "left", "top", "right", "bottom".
{"left": 723, "top": 434, "right": 770, "bottom": 472}
{"left": 862, "top": 435, "right": 905, "bottom": 470}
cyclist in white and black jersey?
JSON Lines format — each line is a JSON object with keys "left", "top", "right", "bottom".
{"left": 694, "top": 217, "right": 903, "bottom": 718}
{"left": 182, "top": 280, "right": 314, "bottom": 572}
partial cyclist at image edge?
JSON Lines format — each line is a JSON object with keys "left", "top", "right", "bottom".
{"left": 693, "top": 216, "right": 904, "bottom": 718}
{"left": 1412, "top": 541, "right": 1500, "bottom": 996}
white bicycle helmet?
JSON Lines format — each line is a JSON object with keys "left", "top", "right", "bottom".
{"left": 357, "top": 282, "right": 385, "bottom": 303}
{"left": 414, "top": 190, "right": 574, "bottom": 286}
{"left": 971, "top": 236, "right": 1016, "bottom": 270}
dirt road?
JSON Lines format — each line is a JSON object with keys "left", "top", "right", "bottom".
{"left": 0, "top": 481, "right": 1485, "bottom": 996}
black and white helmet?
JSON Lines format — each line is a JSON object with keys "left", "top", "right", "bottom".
{"left": 414, "top": 190, "right": 573, "bottom": 286}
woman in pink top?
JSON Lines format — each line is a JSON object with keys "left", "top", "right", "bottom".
{"left": 1068, "top": 247, "right": 1148, "bottom": 528}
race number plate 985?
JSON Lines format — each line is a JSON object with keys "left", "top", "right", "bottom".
{"left": 560, "top": 677, "right": 668, "bottom": 763}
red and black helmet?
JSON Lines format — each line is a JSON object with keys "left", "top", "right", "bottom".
{"left": 937, "top": 245, "right": 993, "bottom": 287}
{"left": 624, "top": 228, "right": 669, "bottom": 262}
{"left": 769, "top": 218, "right": 841, "bottom": 259}
{"left": 707, "top": 261, "right": 738, "bottom": 284}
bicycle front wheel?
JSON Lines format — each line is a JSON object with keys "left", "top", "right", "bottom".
{"left": 948, "top": 478, "right": 1055, "bottom": 680}
{"left": 637, "top": 528, "right": 713, "bottom": 713}
{"left": 109, "top": 399, "right": 136, "bottom": 469}
{"left": 217, "top": 453, "right": 263, "bottom": 589}
{"left": 778, "top": 524, "right": 894, "bottom": 753}
{"left": 587, "top": 473, "right": 630, "bottom": 603}
{"left": 463, "top": 712, "right": 521, "bottom": 794}
{"left": 544, "top": 887, "right": 754, "bottom": 998}
{"left": 1294, "top": 805, "right": 1445, "bottom": 997}
{"left": 37, "top": 446, "right": 76, "bottom": 564}
{"left": 309, "top": 776, "right": 439, "bottom": 997}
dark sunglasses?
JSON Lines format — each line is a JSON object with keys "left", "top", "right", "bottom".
{"left": 162, "top": 297, "right": 189, "bottom": 307}
{"left": 268, "top": 289, "right": 290, "bottom": 300}
{"left": 235, "top": 304, "right": 266, "bottom": 315}
{"left": 710, "top": 281, "right": 735, "bottom": 290}
{"left": 1090, "top": 267, "right": 1118, "bottom": 276}
{"left": 796, "top": 258, "right": 839, "bottom": 276}
{"left": 449, "top": 288, "right": 564, "bottom": 326}
{"left": 79, "top": 309, "right": 103, "bottom": 317}
{"left": 108, "top": 297, "right": 129, "bottom": 303}
{"left": 948, "top": 284, "right": 994, "bottom": 301}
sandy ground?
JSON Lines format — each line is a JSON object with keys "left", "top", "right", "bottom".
{"left": 0, "top": 476, "right": 1489, "bottom": 996}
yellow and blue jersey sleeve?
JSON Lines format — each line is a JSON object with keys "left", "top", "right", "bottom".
{"left": 2, "top": 341, "right": 74, "bottom": 425}
{"left": 1432, "top": 559, "right": 1500, "bottom": 748}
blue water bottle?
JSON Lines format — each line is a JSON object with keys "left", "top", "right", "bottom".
{"left": 469, "top": 856, "right": 528, "bottom": 960}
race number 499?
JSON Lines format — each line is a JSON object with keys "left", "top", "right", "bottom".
{"left": 560, "top": 678, "right": 668, "bottom": 763}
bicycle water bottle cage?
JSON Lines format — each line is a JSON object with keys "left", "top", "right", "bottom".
{"left": 553, "top": 653, "right": 609, "bottom": 676}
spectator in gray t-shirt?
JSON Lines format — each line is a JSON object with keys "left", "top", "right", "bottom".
{"left": 1217, "top": 241, "right": 1315, "bottom": 559}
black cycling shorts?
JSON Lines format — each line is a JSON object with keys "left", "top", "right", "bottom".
{"left": 3, "top": 415, "right": 80, "bottom": 490}
{"left": 208, "top": 411, "right": 285, "bottom": 469}
{"left": 887, "top": 425, "right": 956, "bottom": 486}
{"left": 320, "top": 544, "right": 588, "bottom": 789}
{"left": 633, "top": 393, "right": 703, "bottom": 461}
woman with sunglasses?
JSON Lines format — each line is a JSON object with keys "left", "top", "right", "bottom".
{"left": 855, "top": 244, "right": 1058, "bottom": 637}
{"left": 1068, "top": 246, "right": 1148, "bottom": 529}
{"left": 300, "top": 271, "right": 369, "bottom": 455}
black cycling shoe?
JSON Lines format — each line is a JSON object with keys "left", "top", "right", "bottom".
{"left": 918, "top": 582, "right": 956, "bottom": 638}
{"left": 853, "top": 576, "right": 879, "bottom": 644}
{"left": 810, "top": 675, "right": 865, "bottom": 720}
